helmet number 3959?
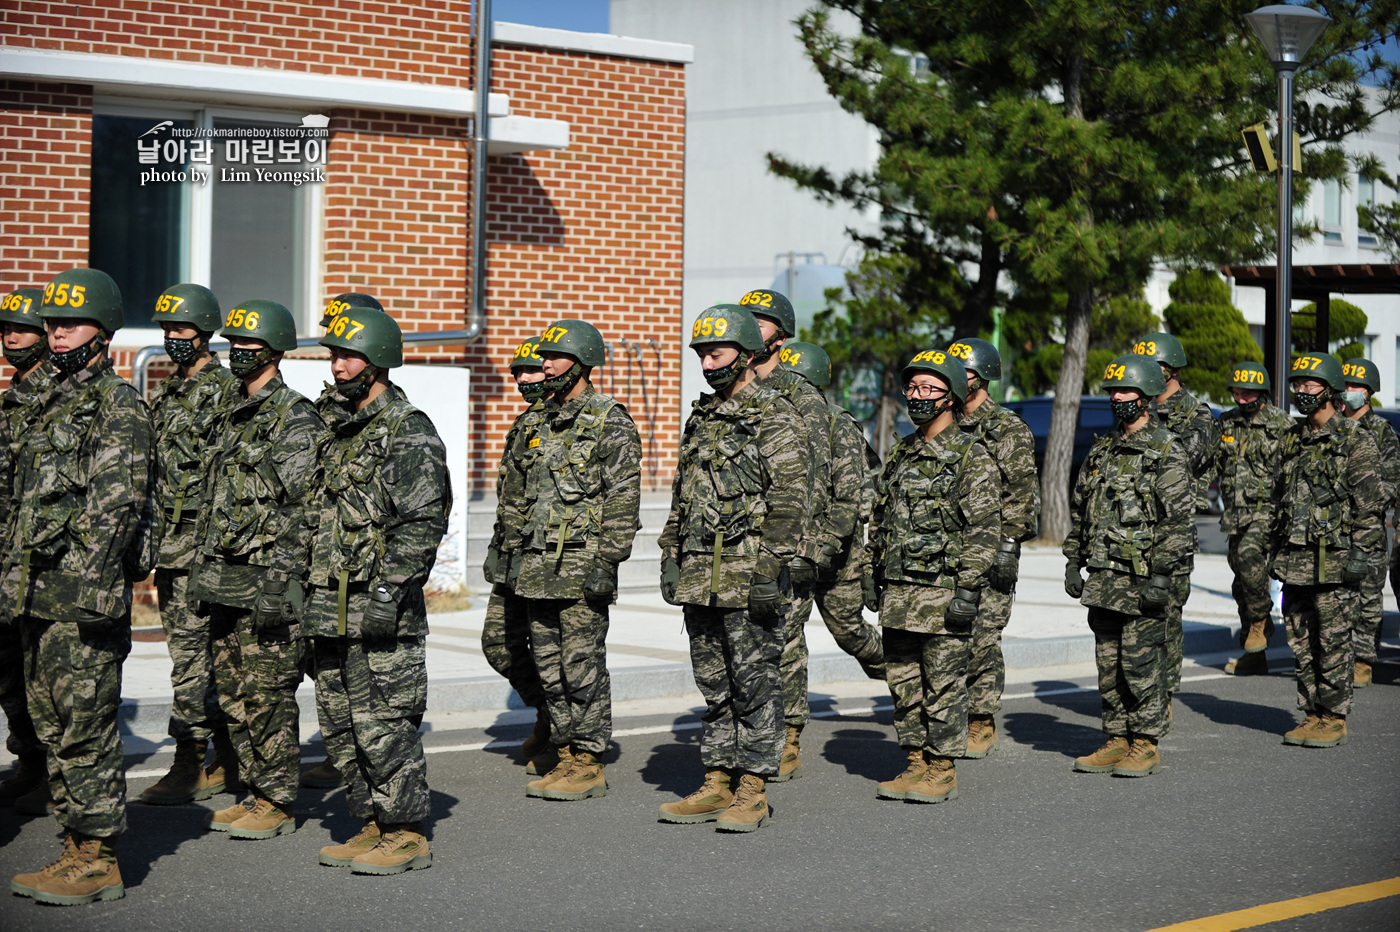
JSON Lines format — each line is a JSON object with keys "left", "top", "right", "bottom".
{"left": 692, "top": 317, "right": 728, "bottom": 338}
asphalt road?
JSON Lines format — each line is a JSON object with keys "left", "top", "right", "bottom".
{"left": 2, "top": 651, "right": 1397, "bottom": 932}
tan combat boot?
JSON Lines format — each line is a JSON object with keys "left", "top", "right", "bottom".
{"left": 1283, "top": 713, "right": 1322, "bottom": 746}
{"left": 876, "top": 749, "right": 928, "bottom": 801}
{"left": 206, "top": 796, "right": 257, "bottom": 832}
{"left": 540, "top": 751, "right": 607, "bottom": 800}
{"left": 525, "top": 745, "right": 574, "bottom": 797}
{"left": 1241, "top": 619, "right": 1270, "bottom": 653}
{"left": 11, "top": 832, "right": 79, "bottom": 897}
{"left": 300, "top": 759, "right": 345, "bottom": 789}
{"left": 964, "top": 716, "right": 999, "bottom": 759}
{"left": 659, "top": 769, "right": 733, "bottom": 823}
{"left": 228, "top": 797, "right": 296, "bottom": 839}
{"left": 31, "top": 834, "right": 124, "bottom": 906}
{"left": 1111, "top": 737, "right": 1161, "bottom": 777}
{"left": 1302, "top": 711, "right": 1348, "bottom": 748}
{"left": 1354, "top": 661, "right": 1373, "bottom": 689}
{"left": 905, "top": 756, "right": 958, "bottom": 804}
{"left": 519, "top": 706, "right": 551, "bottom": 760}
{"left": 715, "top": 772, "right": 770, "bottom": 832}
{"left": 141, "top": 740, "right": 212, "bottom": 805}
{"left": 525, "top": 744, "right": 561, "bottom": 777}
{"left": 350, "top": 822, "right": 432, "bottom": 874}
{"left": 0, "top": 753, "right": 46, "bottom": 805}
{"left": 1073, "top": 736, "right": 1130, "bottom": 773}
{"left": 319, "top": 819, "right": 381, "bottom": 867}
{"left": 771, "top": 725, "right": 802, "bottom": 783}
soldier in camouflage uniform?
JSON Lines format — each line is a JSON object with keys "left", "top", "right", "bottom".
{"left": 301, "top": 292, "right": 387, "bottom": 793}
{"left": 1064, "top": 355, "right": 1194, "bottom": 778}
{"left": 1337, "top": 357, "right": 1399, "bottom": 689}
{"left": 869, "top": 350, "right": 998, "bottom": 804}
{"left": 1268, "top": 353, "right": 1384, "bottom": 748}
{"left": 1216, "top": 362, "right": 1291, "bottom": 678}
{"left": 0, "top": 286, "right": 54, "bottom": 812}
{"left": 1130, "top": 332, "right": 1220, "bottom": 703}
{"left": 306, "top": 308, "right": 448, "bottom": 875}
{"left": 482, "top": 337, "right": 550, "bottom": 768}
{"left": 140, "top": 283, "right": 242, "bottom": 806}
{"left": 656, "top": 304, "right": 806, "bottom": 832}
{"left": 7, "top": 268, "right": 155, "bottom": 906}
{"left": 739, "top": 288, "right": 830, "bottom": 782}
{"left": 776, "top": 341, "right": 885, "bottom": 681}
{"left": 190, "top": 299, "right": 323, "bottom": 839}
{"left": 514, "top": 319, "right": 640, "bottom": 802}
{"left": 947, "top": 338, "right": 1040, "bottom": 759}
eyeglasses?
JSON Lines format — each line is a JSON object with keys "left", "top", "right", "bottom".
{"left": 903, "top": 384, "right": 946, "bottom": 399}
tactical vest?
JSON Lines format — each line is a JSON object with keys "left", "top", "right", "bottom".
{"left": 152, "top": 367, "right": 235, "bottom": 525}
{"left": 504, "top": 403, "right": 550, "bottom": 534}
{"left": 1080, "top": 430, "right": 1176, "bottom": 577}
{"left": 1218, "top": 409, "right": 1286, "bottom": 512}
{"left": 1278, "top": 422, "right": 1354, "bottom": 571}
{"left": 208, "top": 386, "right": 303, "bottom": 560}
{"left": 523, "top": 393, "right": 619, "bottom": 559}
{"left": 878, "top": 427, "right": 976, "bottom": 585}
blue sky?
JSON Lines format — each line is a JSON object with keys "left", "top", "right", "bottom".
{"left": 492, "top": 0, "right": 609, "bottom": 33}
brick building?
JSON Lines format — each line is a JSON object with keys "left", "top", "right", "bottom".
{"left": 0, "top": 3, "right": 690, "bottom": 497}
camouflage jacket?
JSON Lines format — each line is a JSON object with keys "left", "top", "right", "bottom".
{"left": 757, "top": 365, "right": 831, "bottom": 564}
{"left": 1267, "top": 411, "right": 1384, "bottom": 586}
{"left": 150, "top": 357, "right": 239, "bottom": 569}
{"left": 1355, "top": 408, "right": 1400, "bottom": 516}
{"left": 1152, "top": 386, "right": 1220, "bottom": 526}
{"left": 1213, "top": 402, "right": 1291, "bottom": 534}
{"left": 1063, "top": 415, "right": 1194, "bottom": 616}
{"left": 2, "top": 358, "right": 154, "bottom": 623}
{"left": 304, "top": 384, "right": 451, "bottom": 638}
{"left": 870, "top": 424, "right": 1000, "bottom": 592}
{"left": 825, "top": 404, "right": 880, "bottom": 580}
{"left": 487, "top": 399, "right": 551, "bottom": 575}
{"left": 514, "top": 385, "right": 641, "bottom": 601}
{"left": 0, "top": 362, "right": 56, "bottom": 537}
{"left": 190, "top": 374, "right": 324, "bottom": 608}
{"left": 658, "top": 380, "right": 806, "bottom": 608}
{"left": 957, "top": 398, "right": 1041, "bottom": 543}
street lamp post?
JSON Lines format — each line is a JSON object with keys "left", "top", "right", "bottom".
{"left": 1245, "top": 4, "right": 1331, "bottom": 406}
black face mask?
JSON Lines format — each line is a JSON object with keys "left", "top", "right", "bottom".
{"left": 335, "top": 365, "right": 379, "bottom": 401}
{"left": 1292, "top": 387, "right": 1326, "bottom": 415}
{"left": 751, "top": 331, "right": 784, "bottom": 365}
{"left": 703, "top": 354, "right": 747, "bottom": 391}
{"left": 164, "top": 335, "right": 203, "bottom": 367}
{"left": 906, "top": 396, "right": 950, "bottom": 425}
{"left": 51, "top": 332, "right": 106, "bottom": 374}
{"left": 1111, "top": 397, "right": 1146, "bottom": 423}
{"left": 228, "top": 346, "right": 274, "bottom": 379}
{"left": 517, "top": 379, "right": 549, "bottom": 403}
{"left": 541, "top": 361, "right": 585, "bottom": 398}
{"left": 1237, "top": 397, "right": 1263, "bottom": 414}
{"left": 4, "top": 340, "right": 46, "bottom": 373}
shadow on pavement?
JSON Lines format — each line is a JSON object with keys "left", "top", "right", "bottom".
{"left": 638, "top": 729, "right": 702, "bottom": 796}
{"left": 119, "top": 798, "right": 219, "bottom": 888}
{"left": 822, "top": 727, "right": 901, "bottom": 781}
{"left": 1002, "top": 711, "right": 1106, "bottom": 759}
{"left": 1175, "top": 691, "right": 1296, "bottom": 736}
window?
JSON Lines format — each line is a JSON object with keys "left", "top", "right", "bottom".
{"left": 88, "top": 100, "right": 324, "bottom": 342}
{"left": 1321, "top": 178, "right": 1342, "bottom": 243}
{"left": 1358, "top": 176, "right": 1377, "bottom": 247}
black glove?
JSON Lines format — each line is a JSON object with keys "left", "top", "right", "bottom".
{"left": 1139, "top": 574, "right": 1172, "bottom": 615}
{"left": 815, "top": 541, "right": 842, "bottom": 573}
{"left": 788, "top": 556, "right": 817, "bottom": 598}
{"left": 1342, "top": 552, "right": 1369, "bottom": 588}
{"left": 483, "top": 545, "right": 502, "bottom": 584}
{"left": 660, "top": 557, "right": 681, "bottom": 605}
{"left": 1064, "top": 564, "right": 1084, "bottom": 599}
{"left": 945, "top": 587, "right": 981, "bottom": 629}
{"left": 989, "top": 540, "right": 1020, "bottom": 593}
{"left": 361, "top": 584, "right": 399, "bottom": 638}
{"left": 862, "top": 573, "right": 882, "bottom": 614}
{"left": 504, "top": 550, "right": 523, "bottom": 590}
{"left": 749, "top": 574, "right": 784, "bottom": 620}
{"left": 252, "top": 576, "right": 302, "bottom": 631}
{"left": 584, "top": 560, "right": 617, "bottom": 607}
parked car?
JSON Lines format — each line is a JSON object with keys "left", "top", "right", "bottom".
{"left": 1373, "top": 408, "right": 1400, "bottom": 437}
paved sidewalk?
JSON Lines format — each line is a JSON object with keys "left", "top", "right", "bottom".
{"left": 9, "top": 545, "right": 1387, "bottom": 748}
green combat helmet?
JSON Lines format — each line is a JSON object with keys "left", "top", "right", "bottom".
{"left": 1228, "top": 360, "right": 1271, "bottom": 392}
{"left": 221, "top": 298, "right": 298, "bottom": 379}
{"left": 1101, "top": 353, "right": 1166, "bottom": 422}
{"left": 692, "top": 304, "right": 763, "bottom": 392}
{"left": 510, "top": 336, "right": 548, "bottom": 403}
{"left": 902, "top": 348, "right": 966, "bottom": 424}
{"left": 0, "top": 287, "right": 45, "bottom": 331}
{"left": 1289, "top": 352, "right": 1345, "bottom": 390}
{"left": 321, "top": 308, "right": 402, "bottom": 401}
{"left": 737, "top": 288, "right": 796, "bottom": 337}
{"left": 320, "top": 292, "right": 382, "bottom": 329}
{"left": 1341, "top": 356, "right": 1380, "bottom": 393}
{"left": 1131, "top": 331, "right": 1188, "bottom": 369}
{"left": 778, "top": 340, "right": 831, "bottom": 388}
{"left": 947, "top": 337, "right": 1002, "bottom": 380}
{"left": 538, "top": 318, "right": 604, "bottom": 397}
{"left": 39, "top": 268, "right": 124, "bottom": 373}
{"left": 154, "top": 283, "right": 223, "bottom": 333}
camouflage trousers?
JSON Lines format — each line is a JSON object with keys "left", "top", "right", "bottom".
{"left": 1354, "top": 550, "right": 1389, "bottom": 666}
{"left": 528, "top": 598, "right": 612, "bottom": 756}
{"left": 685, "top": 603, "right": 784, "bottom": 776}
{"left": 883, "top": 626, "right": 970, "bottom": 757}
{"left": 22, "top": 616, "right": 129, "bottom": 837}
{"left": 1283, "top": 583, "right": 1355, "bottom": 716}
{"left": 967, "top": 586, "right": 1013, "bottom": 716}
{"left": 155, "top": 568, "right": 221, "bottom": 745}
{"left": 209, "top": 605, "right": 303, "bottom": 809}
{"left": 1164, "top": 573, "right": 1191, "bottom": 695}
{"left": 1227, "top": 523, "right": 1273, "bottom": 626}
{"left": 482, "top": 585, "right": 544, "bottom": 709}
{"left": 815, "top": 571, "right": 884, "bottom": 672}
{"left": 311, "top": 636, "right": 429, "bottom": 823}
{"left": 780, "top": 592, "right": 811, "bottom": 729}
{"left": 0, "top": 620, "right": 41, "bottom": 759}
{"left": 1087, "top": 608, "right": 1169, "bottom": 739}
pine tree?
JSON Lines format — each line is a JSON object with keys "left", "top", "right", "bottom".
{"left": 1162, "top": 270, "right": 1262, "bottom": 404}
